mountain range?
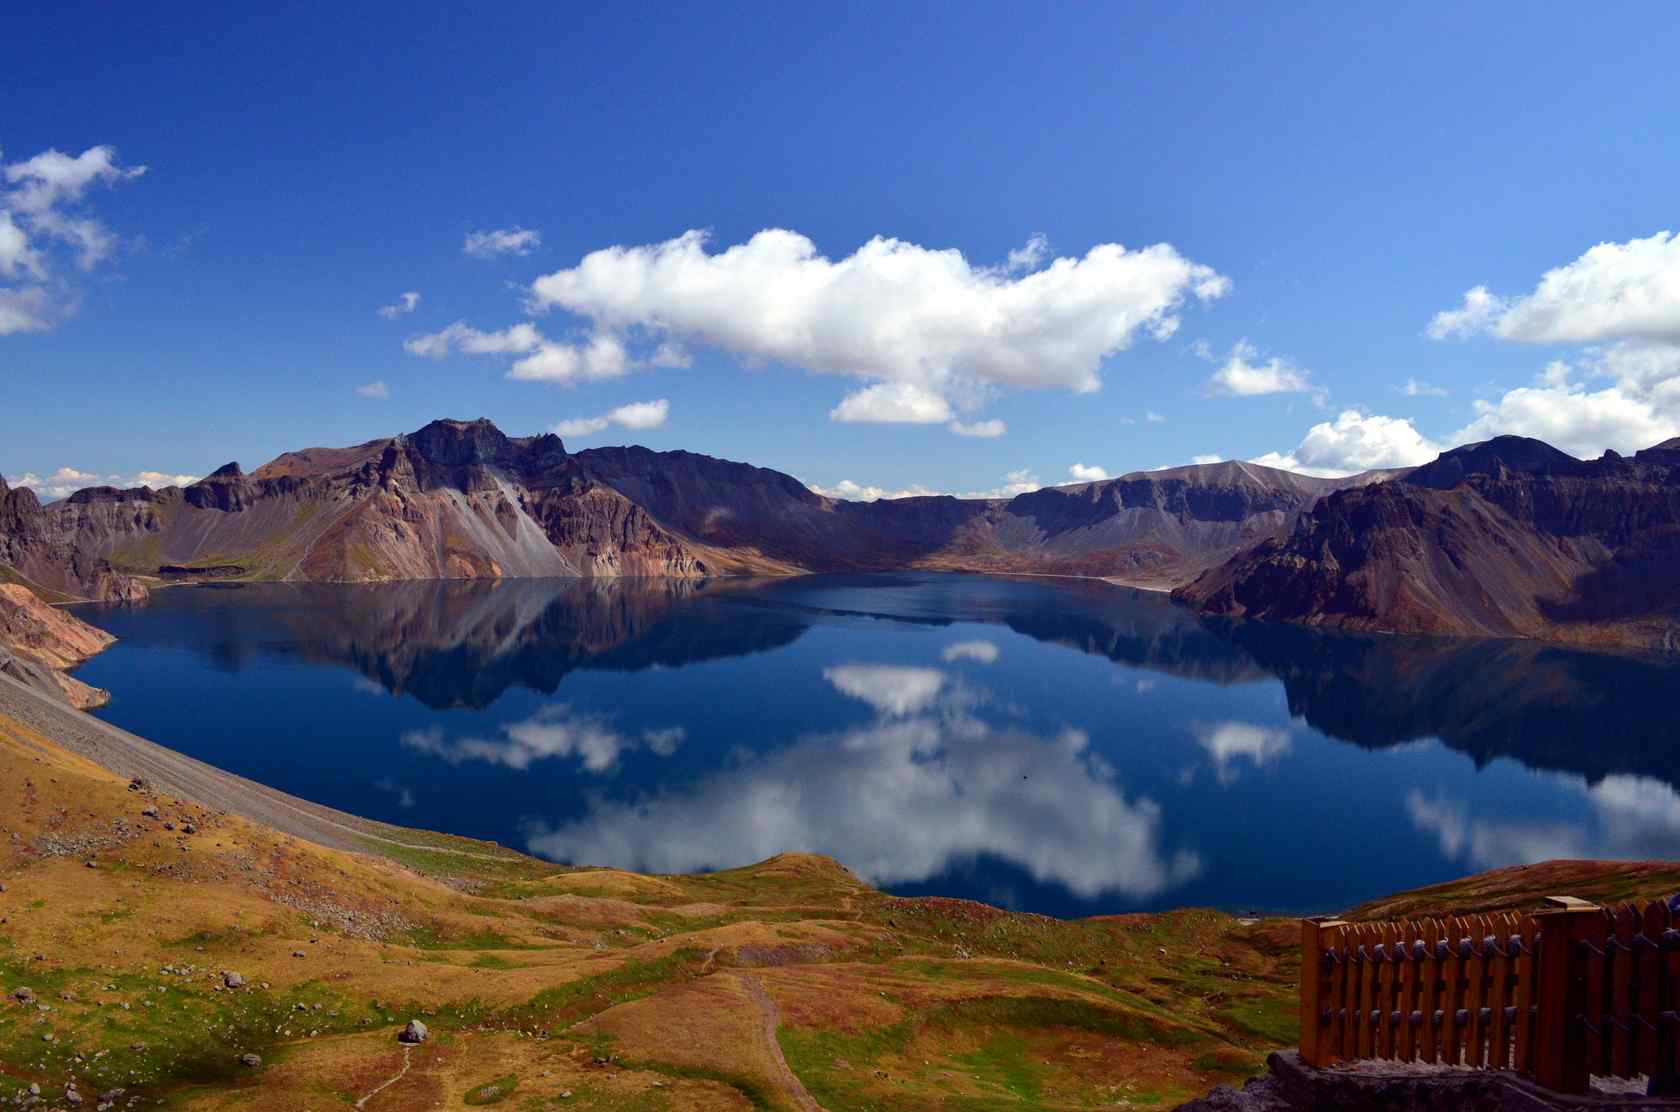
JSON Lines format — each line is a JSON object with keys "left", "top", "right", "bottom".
{"left": 3, "top": 417, "right": 1678, "bottom": 651}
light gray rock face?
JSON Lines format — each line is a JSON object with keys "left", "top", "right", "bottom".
{"left": 399, "top": 1019, "right": 429, "bottom": 1044}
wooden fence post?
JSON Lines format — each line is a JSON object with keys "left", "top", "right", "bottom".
{"left": 1533, "top": 896, "right": 1600, "bottom": 1094}
{"left": 1301, "top": 918, "right": 1346, "bottom": 1067}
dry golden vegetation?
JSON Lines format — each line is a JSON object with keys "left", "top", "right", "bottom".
{"left": 4, "top": 704, "right": 1677, "bottom": 1110}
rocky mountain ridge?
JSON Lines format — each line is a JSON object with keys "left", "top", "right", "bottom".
{"left": 0, "top": 417, "right": 1381, "bottom": 599}
{"left": 1176, "top": 434, "right": 1680, "bottom": 648}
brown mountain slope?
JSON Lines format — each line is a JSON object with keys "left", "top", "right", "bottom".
{"left": 2, "top": 419, "right": 1380, "bottom": 597}
{"left": 0, "top": 583, "right": 115, "bottom": 708}
{"left": 1176, "top": 436, "right": 1680, "bottom": 647}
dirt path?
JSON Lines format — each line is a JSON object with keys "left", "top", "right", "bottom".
{"left": 0, "top": 667, "right": 525, "bottom": 866}
{"left": 354, "top": 1045, "right": 414, "bottom": 1109}
{"left": 735, "top": 973, "right": 827, "bottom": 1112}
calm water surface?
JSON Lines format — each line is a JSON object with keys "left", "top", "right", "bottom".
{"left": 68, "top": 574, "right": 1680, "bottom": 917}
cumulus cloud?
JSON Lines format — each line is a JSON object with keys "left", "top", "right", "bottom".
{"left": 0, "top": 144, "right": 145, "bottom": 335}
{"left": 1406, "top": 774, "right": 1680, "bottom": 871}
{"left": 1068, "top": 463, "right": 1109, "bottom": 482}
{"left": 1192, "top": 721, "right": 1292, "bottom": 786}
{"left": 405, "top": 320, "right": 629, "bottom": 384}
{"left": 807, "top": 467, "right": 1045, "bottom": 503}
{"left": 824, "top": 664, "right": 948, "bottom": 716}
{"left": 948, "top": 418, "right": 1006, "bottom": 438}
{"left": 527, "top": 690, "right": 1200, "bottom": 899}
{"left": 355, "top": 380, "right": 391, "bottom": 399}
{"left": 1251, "top": 410, "right": 1441, "bottom": 477}
{"left": 1005, "top": 233, "right": 1049, "bottom": 273}
{"left": 1443, "top": 342, "right": 1680, "bottom": 457}
{"left": 1146, "top": 410, "right": 1167, "bottom": 424}
{"left": 553, "top": 397, "right": 669, "bottom": 438}
{"left": 400, "top": 704, "right": 684, "bottom": 773}
{"left": 6, "top": 466, "right": 198, "bottom": 500}
{"left": 377, "top": 291, "right": 419, "bottom": 318}
{"left": 941, "top": 640, "right": 1000, "bottom": 664}
{"left": 1425, "top": 233, "right": 1680, "bottom": 456}
{"left": 522, "top": 228, "right": 1227, "bottom": 420}
{"left": 1429, "top": 232, "right": 1680, "bottom": 345}
{"left": 463, "top": 226, "right": 541, "bottom": 258}
{"left": 1205, "top": 340, "right": 1316, "bottom": 398}
{"left": 830, "top": 382, "right": 952, "bottom": 424}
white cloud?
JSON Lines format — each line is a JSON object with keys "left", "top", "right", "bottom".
{"left": 1399, "top": 377, "right": 1448, "bottom": 397}
{"left": 948, "top": 418, "right": 1006, "bottom": 438}
{"left": 405, "top": 320, "right": 543, "bottom": 358}
{"left": 831, "top": 381, "right": 953, "bottom": 424}
{"left": 377, "top": 291, "right": 420, "bottom": 319}
{"left": 1068, "top": 462, "right": 1109, "bottom": 482}
{"left": 1252, "top": 410, "right": 1441, "bottom": 477}
{"left": 508, "top": 332, "right": 629, "bottom": 383}
{"left": 941, "top": 640, "right": 999, "bottom": 664}
{"left": 1, "top": 144, "right": 144, "bottom": 335}
{"left": 1448, "top": 345, "right": 1680, "bottom": 457}
{"left": 1205, "top": 340, "right": 1315, "bottom": 397}
{"left": 356, "top": 379, "right": 391, "bottom": 400}
{"left": 1190, "top": 454, "right": 1223, "bottom": 466}
{"left": 401, "top": 704, "right": 683, "bottom": 773}
{"left": 463, "top": 226, "right": 541, "bottom": 259}
{"left": 1429, "top": 232, "right": 1680, "bottom": 345}
{"left": 553, "top": 397, "right": 669, "bottom": 438}
{"left": 526, "top": 228, "right": 1228, "bottom": 420}
{"left": 1005, "top": 233, "right": 1049, "bottom": 273}
{"left": 1146, "top": 410, "right": 1167, "bottom": 424}
{"left": 807, "top": 467, "right": 1044, "bottom": 503}
{"left": 6, "top": 466, "right": 198, "bottom": 500}
{"left": 527, "top": 695, "right": 1200, "bottom": 899}
{"left": 824, "top": 664, "right": 948, "bottom": 716}
{"left": 1192, "top": 721, "right": 1292, "bottom": 786}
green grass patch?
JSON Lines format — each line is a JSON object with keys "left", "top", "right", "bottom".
{"left": 463, "top": 1073, "right": 519, "bottom": 1105}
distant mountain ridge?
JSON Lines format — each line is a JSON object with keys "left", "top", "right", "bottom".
{"left": 1176, "top": 434, "right": 1680, "bottom": 648}
{"left": 0, "top": 417, "right": 1384, "bottom": 600}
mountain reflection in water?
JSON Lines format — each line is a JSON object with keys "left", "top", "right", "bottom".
{"left": 70, "top": 574, "right": 1680, "bottom": 915}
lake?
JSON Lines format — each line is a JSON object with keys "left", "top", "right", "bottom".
{"left": 67, "top": 573, "right": 1680, "bottom": 918}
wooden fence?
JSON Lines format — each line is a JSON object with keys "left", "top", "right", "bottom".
{"left": 1300, "top": 895, "right": 1680, "bottom": 1094}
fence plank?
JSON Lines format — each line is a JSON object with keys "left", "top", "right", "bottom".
{"left": 1377, "top": 922, "right": 1398, "bottom": 1059}
{"left": 1440, "top": 916, "right": 1463, "bottom": 1066}
{"left": 1419, "top": 919, "right": 1440, "bottom": 1064}
{"left": 1534, "top": 897, "right": 1598, "bottom": 1095}
{"left": 1612, "top": 905, "right": 1635, "bottom": 1078}
{"left": 1398, "top": 921, "right": 1418, "bottom": 1062}
{"left": 1488, "top": 914, "right": 1511, "bottom": 1068}
{"left": 1357, "top": 924, "right": 1376, "bottom": 1060}
{"left": 1583, "top": 909, "right": 1608, "bottom": 1079}
{"left": 1514, "top": 913, "right": 1538, "bottom": 1075}
{"left": 1341, "top": 923, "right": 1361, "bottom": 1062}
{"left": 1637, "top": 901, "right": 1665, "bottom": 1078}
{"left": 1464, "top": 913, "right": 1491, "bottom": 1075}
{"left": 1326, "top": 922, "right": 1347, "bottom": 1066}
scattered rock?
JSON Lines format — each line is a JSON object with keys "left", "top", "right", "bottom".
{"left": 398, "top": 1019, "right": 429, "bottom": 1044}
{"left": 239, "top": 1053, "right": 262, "bottom": 1068}
{"left": 140, "top": 806, "right": 158, "bottom": 819}
{"left": 182, "top": 823, "right": 197, "bottom": 835}
{"left": 222, "top": 971, "right": 245, "bottom": 989}
{"left": 12, "top": 987, "right": 35, "bottom": 1005}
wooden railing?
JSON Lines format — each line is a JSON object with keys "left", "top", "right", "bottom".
{"left": 1300, "top": 895, "right": 1680, "bottom": 1093}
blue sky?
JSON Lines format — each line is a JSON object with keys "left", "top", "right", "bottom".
{"left": 5, "top": 3, "right": 1679, "bottom": 499}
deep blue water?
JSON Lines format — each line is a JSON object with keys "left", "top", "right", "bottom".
{"left": 66, "top": 574, "right": 1680, "bottom": 918}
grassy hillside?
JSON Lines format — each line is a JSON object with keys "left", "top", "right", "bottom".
{"left": 4, "top": 703, "right": 1676, "bottom": 1110}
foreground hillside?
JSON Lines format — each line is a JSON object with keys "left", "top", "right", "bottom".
{"left": 0, "top": 665, "right": 1302, "bottom": 1110}
{"left": 1178, "top": 435, "right": 1680, "bottom": 649}
{"left": 0, "top": 418, "right": 1376, "bottom": 601}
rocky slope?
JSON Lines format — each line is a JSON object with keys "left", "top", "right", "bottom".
{"left": 0, "top": 583, "right": 114, "bottom": 708}
{"left": 2, "top": 418, "right": 1380, "bottom": 598}
{"left": 1177, "top": 435, "right": 1680, "bottom": 647}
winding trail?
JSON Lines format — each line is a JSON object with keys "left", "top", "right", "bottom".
{"left": 354, "top": 1045, "right": 414, "bottom": 1109}
{"left": 735, "top": 973, "right": 827, "bottom": 1112}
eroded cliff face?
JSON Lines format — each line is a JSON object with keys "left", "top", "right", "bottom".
{"left": 0, "top": 418, "right": 1389, "bottom": 598}
{"left": 1177, "top": 436, "right": 1680, "bottom": 648}
{"left": 0, "top": 583, "right": 115, "bottom": 708}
